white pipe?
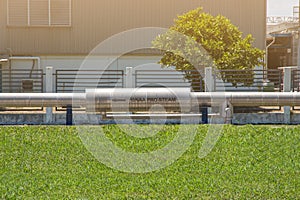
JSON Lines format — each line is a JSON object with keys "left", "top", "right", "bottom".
{"left": 265, "top": 37, "right": 276, "bottom": 70}
{"left": 8, "top": 56, "right": 41, "bottom": 92}
{"left": 0, "top": 59, "right": 8, "bottom": 62}
{"left": 9, "top": 56, "right": 41, "bottom": 70}
{"left": 0, "top": 90, "right": 300, "bottom": 108}
{"left": 0, "top": 93, "right": 86, "bottom": 107}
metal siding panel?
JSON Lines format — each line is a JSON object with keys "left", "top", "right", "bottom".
{"left": 30, "top": 0, "right": 49, "bottom": 26}
{"left": 3, "top": 0, "right": 266, "bottom": 55}
{"left": 0, "top": 0, "right": 7, "bottom": 54}
{"left": 7, "top": 0, "right": 28, "bottom": 26}
{"left": 50, "top": 0, "right": 70, "bottom": 25}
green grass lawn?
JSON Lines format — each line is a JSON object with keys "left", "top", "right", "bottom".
{"left": 1, "top": 125, "right": 299, "bottom": 199}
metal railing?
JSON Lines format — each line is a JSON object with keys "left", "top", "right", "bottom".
{"left": 55, "top": 70, "right": 124, "bottom": 93}
{"left": 292, "top": 69, "right": 300, "bottom": 110}
{"left": 135, "top": 70, "right": 204, "bottom": 92}
{"left": 0, "top": 68, "right": 287, "bottom": 94}
{"left": 0, "top": 68, "right": 44, "bottom": 111}
{"left": 1, "top": 68, "right": 43, "bottom": 93}
{"left": 0, "top": 67, "right": 296, "bottom": 115}
{"left": 292, "top": 69, "right": 300, "bottom": 92}
{"left": 213, "top": 69, "right": 283, "bottom": 112}
{"left": 214, "top": 69, "right": 283, "bottom": 92}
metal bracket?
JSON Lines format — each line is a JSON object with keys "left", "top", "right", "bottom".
{"left": 221, "top": 100, "right": 233, "bottom": 124}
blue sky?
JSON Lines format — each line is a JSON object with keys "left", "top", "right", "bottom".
{"left": 268, "top": 0, "right": 298, "bottom": 16}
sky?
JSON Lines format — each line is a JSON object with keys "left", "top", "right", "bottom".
{"left": 268, "top": 0, "right": 298, "bottom": 16}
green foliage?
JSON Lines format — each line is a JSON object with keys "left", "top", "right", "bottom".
{"left": 1, "top": 125, "right": 299, "bottom": 199}
{"left": 153, "top": 7, "right": 265, "bottom": 86}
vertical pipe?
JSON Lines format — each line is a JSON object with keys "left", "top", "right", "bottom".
{"left": 266, "top": 37, "right": 275, "bottom": 70}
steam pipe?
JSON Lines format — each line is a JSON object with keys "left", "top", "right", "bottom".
{"left": 0, "top": 93, "right": 86, "bottom": 107}
{"left": 9, "top": 56, "right": 41, "bottom": 70}
{"left": 0, "top": 91, "right": 299, "bottom": 109}
{"left": 192, "top": 92, "right": 300, "bottom": 107}
{"left": 265, "top": 36, "right": 275, "bottom": 70}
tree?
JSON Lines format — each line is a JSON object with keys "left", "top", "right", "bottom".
{"left": 152, "top": 7, "right": 265, "bottom": 88}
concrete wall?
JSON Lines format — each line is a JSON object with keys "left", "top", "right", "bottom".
{"left": 0, "top": 112, "right": 298, "bottom": 125}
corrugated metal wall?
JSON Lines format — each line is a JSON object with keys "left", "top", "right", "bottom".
{"left": 0, "top": 0, "right": 7, "bottom": 54}
{"left": 0, "top": 0, "right": 266, "bottom": 55}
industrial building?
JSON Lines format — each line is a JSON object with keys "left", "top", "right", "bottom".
{"left": 0, "top": 0, "right": 266, "bottom": 92}
{"left": 267, "top": 6, "right": 299, "bottom": 69}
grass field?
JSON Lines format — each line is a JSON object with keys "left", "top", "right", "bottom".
{"left": 1, "top": 125, "right": 299, "bottom": 199}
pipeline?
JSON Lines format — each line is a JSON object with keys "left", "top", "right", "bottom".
{"left": 0, "top": 89, "right": 300, "bottom": 109}
{"left": 0, "top": 93, "right": 86, "bottom": 107}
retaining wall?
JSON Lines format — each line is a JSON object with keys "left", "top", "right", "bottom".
{"left": 0, "top": 113, "right": 299, "bottom": 125}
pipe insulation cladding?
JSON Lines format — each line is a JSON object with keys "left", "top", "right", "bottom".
{"left": 0, "top": 93, "right": 86, "bottom": 107}
{"left": 85, "top": 88, "right": 193, "bottom": 113}
{"left": 0, "top": 89, "right": 300, "bottom": 111}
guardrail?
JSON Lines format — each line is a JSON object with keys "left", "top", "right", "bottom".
{"left": 55, "top": 69, "right": 124, "bottom": 93}
{"left": 0, "top": 68, "right": 289, "bottom": 94}
{"left": 135, "top": 69, "right": 204, "bottom": 92}
{"left": 214, "top": 69, "right": 283, "bottom": 92}
{"left": 292, "top": 69, "right": 300, "bottom": 110}
{"left": 52, "top": 68, "right": 284, "bottom": 93}
{"left": 292, "top": 69, "right": 300, "bottom": 92}
{"left": 1, "top": 68, "right": 43, "bottom": 93}
{"left": 0, "top": 68, "right": 44, "bottom": 111}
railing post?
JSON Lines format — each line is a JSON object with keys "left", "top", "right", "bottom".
{"left": 125, "top": 67, "right": 134, "bottom": 88}
{"left": 283, "top": 67, "right": 293, "bottom": 124}
{"left": 204, "top": 67, "right": 215, "bottom": 123}
{"left": 45, "top": 66, "right": 53, "bottom": 124}
{"left": 205, "top": 67, "right": 214, "bottom": 92}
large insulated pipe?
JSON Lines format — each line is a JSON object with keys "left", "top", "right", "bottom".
{"left": 86, "top": 88, "right": 192, "bottom": 112}
{"left": 87, "top": 88, "right": 300, "bottom": 111}
{"left": 0, "top": 93, "right": 86, "bottom": 107}
{"left": 191, "top": 92, "right": 300, "bottom": 107}
{"left": 0, "top": 89, "right": 300, "bottom": 109}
